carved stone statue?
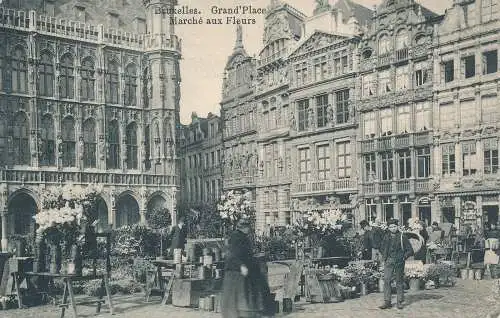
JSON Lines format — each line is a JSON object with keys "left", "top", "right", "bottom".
{"left": 289, "top": 111, "right": 296, "bottom": 129}
{"left": 307, "top": 108, "right": 315, "bottom": 129}
{"left": 327, "top": 104, "right": 335, "bottom": 125}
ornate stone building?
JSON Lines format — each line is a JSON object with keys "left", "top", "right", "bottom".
{"left": 220, "top": 26, "right": 258, "bottom": 212}
{"left": 356, "top": 0, "right": 441, "bottom": 227}
{"left": 0, "top": 0, "right": 182, "bottom": 250}
{"left": 180, "top": 112, "right": 223, "bottom": 205}
{"left": 432, "top": 0, "right": 500, "bottom": 229}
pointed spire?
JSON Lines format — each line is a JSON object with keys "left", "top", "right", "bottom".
{"left": 235, "top": 25, "right": 243, "bottom": 49}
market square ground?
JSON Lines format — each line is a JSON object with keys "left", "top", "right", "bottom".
{"left": 2, "top": 279, "right": 498, "bottom": 318}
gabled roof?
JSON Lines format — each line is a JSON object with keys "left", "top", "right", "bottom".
{"left": 288, "top": 30, "right": 350, "bottom": 59}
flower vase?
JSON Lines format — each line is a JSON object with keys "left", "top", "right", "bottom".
{"left": 50, "top": 244, "right": 62, "bottom": 274}
{"left": 409, "top": 278, "right": 421, "bottom": 291}
{"left": 70, "top": 244, "right": 83, "bottom": 276}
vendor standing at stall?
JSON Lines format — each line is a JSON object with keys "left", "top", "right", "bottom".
{"left": 222, "top": 218, "right": 273, "bottom": 318}
{"left": 168, "top": 216, "right": 187, "bottom": 259}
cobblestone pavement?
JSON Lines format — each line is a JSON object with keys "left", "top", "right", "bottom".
{"left": 2, "top": 279, "right": 498, "bottom": 318}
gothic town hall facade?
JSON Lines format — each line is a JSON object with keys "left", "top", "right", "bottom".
{"left": 0, "top": 0, "right": 181, "bottom": 250}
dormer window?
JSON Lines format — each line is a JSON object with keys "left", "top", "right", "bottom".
{"left": 74, "top": 4, "right": 86, "bottom": 22}
{"left": 133, "top": 17, "right": 146, "bottom": 34}
{"left": 107, "top": 12, "right": 119, "bottom": 26}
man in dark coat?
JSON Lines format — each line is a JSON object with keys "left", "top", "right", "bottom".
{"left": 169, "top": 216, "right": 187, "bottom": 257}
{"left": 360, "top": 220, "right": 385, "bottom": 262}
{"left": 379, "top": 219, "right": 414, "bottom": 310}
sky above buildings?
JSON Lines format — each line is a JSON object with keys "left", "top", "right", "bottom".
{"left": 175, "top": 0, "right": 452, "bottom": 124}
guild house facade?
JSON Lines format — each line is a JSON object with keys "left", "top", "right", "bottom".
{"left": 0, "top": 0, "right": 182, "bottom": 250}
{"left": 201, "top": 0, "right": 500, "bottom": 233}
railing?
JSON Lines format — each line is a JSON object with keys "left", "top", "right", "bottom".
{"left": 379, "top": 182, "right": 392, "bottom": 193}
{"left": 397, "top": 180, "right": 410, "bottom": 192}
{"left": 292, "top": 179, "right": 356, "bottom": 194}
{"left": 378, "top": 137, "right": 392, "bottom": 151}
{"left": 1, "top": 169, "right": 177, "bottom": 186}
{"left": 396, "top": 48, "right": 409, "bottom": 61}
{"left": 361, "top": 139, "right": 376, "bottom": 152}
{"left": 415, "top": 131, "right": 432, "bottom": 146}
{"left": 416, "top": 179, "right": 431, "bottom": 192}
{"left": 363, "top": 183, "right": 375, "bottom": 194}
{"left": 0, "top": 8, "right": 182, "bottom": 52}
{"left": 395, "top": 134, "right": 410, "bottom": 148}
{"left": 257, "top": 47, "right": 290, "bottom": 67}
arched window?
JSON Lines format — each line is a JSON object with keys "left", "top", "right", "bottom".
{"left": 83, "top": 118, "right": 97, "bottom": 168}
{"left": 144, "top": 124, "right": 151, "bottom": 170}
{"left": 40, "top": 114, "right": 55, "bottom": 166}
{"left": 81, "top": 58, "right": 95, "bottom": 101}
{"left": 378, "top": 35, "right": 391, "bottom": 55}
{"left": 107, "top": 120, "right": 120, "bottom": 169}
{"left": 105, "top": 61, "right": 119, "bottom": 104}
{"left": 126, "top": 123, "right": 138, "bottom": 169}
{"left": 61, "top": 117, "right": 76, "bottom": 167}
{"left": 395, "top": 29, "right": 409, "bottom": 50}
{"left": 60, "top": 54, "right": 74, "bottom": 99}
{"left": 11, "top": 47, "right": 28, "bottom": 93}
{"left": 12, "top": 112, "right": 30, "bottom": 165}
{"left": 124, "top": 64, "right": 137, "bottom": 106}
{"left": 38, "top": 52, "right": 54, "bottom": 96}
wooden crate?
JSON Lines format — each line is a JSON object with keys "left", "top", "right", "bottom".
{"left": 172, "top": 278, "right": 222, "bottom": 307}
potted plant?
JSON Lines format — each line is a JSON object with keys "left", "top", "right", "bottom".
{"left": 406, "top": 267, "right": 425, "bottom": 291}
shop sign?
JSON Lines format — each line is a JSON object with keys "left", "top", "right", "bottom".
{"left": 418, "top": 197, "right": 431, "bottom": 205}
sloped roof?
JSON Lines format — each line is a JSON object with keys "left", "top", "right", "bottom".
{"left": 335, "top": 0, "right": 374, "bottom": 26}
{"left": 288, "top": 30, "right": 350, "bottom": 59}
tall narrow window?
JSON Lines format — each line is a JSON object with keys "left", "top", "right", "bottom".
{"left": 441, "top": 143, "right": 456, "bottom": 175}
{"left": 415, "top": 102, "right": 432, "bottom": 131}
{"left": 81, "top": 58, "right": 95, "bottom": 101}
{"left": 365, "top": 199, "right": 377, "bottom": 223}
{"left": 397, "top": 105, "right": 410, "bottom": 133}
{"left": 60, "top": 54, "right": 74, "bottom": 99}
{"left": 462, "top": 142, "right": 478, "bottom": 176}
{"left": 398, "top": 150, "right": 411, "bottom": 179}
{"left": 482, "top": 0, "right": 499, "bottom": 22}
{"left": 484, "top": 138, "right": 499, "bottom": 174}
{"left": 364, "top": 111, "right": 376, "bottom": 137}
{"left": 317, "top": 144, "right": 330, "bottom": 180}
{"left": 297, "top": 99, "right": 309, "bottom": 131}
{"left": 378, "top": 35, "right": 391, "bottom": 55}
{"left": 126, "top": 123, "right": 138, "bottom": 169}
{"left": 365, "top": 153, "right": 376, "bottom": 181}
{"left": 379, "top": 70, "right": 392, "bottom": 95}
{"left": 381, "top": 152, "right": 393, "bottom": 181}
{"left": 40, "top": 114, "right": 55, "bottom": 166}
{"left": 83, "top": 118, "right": 97, "bottom": 168}
{"left": 395, "top": 66, "right": 409, "bottom": 91}
{"left": 12, "top": 112, "right": 30, "bottom": 165}
{"left": 482, "top": 50, "right": 498, "bottom": 74}
{"left": 316, "top": 94, "right": 328, "bottom": 128}
{"left": 462, "top": 55, "right": 475, "bottom": 79}
{"left": 380, "top": 108, "right": 393, "bottom": 135}
{"left": 61, "top": 117, "right": 76, "bottom": 167}
{"left": 298, "top": 148, "right": 311, "bottom": 182}
{"left": 105, "top": 61, "right": 119, "bottom": 104}
{"left": 337, "top": 141, "right": 351, "bottom": 179}
{"left": 336, "top": 89, "right": 350, "bottom": 124}
{"left": 443, "top": 60, "right": 454, "bottom": 83}
{"left": 10, "top": 47, "right": 28, "bottom": 93}
{"left": 417, "top": 147, "right": 431, "bottom": 178}
{"left": 38, "top": 52, "right": 54, "bottom": 96}
{"left": 124, "top": 64, "right": 137, "bottom": 106}
{"left": 108, "top": 120, "right": 120, "bottom": 169}
{"left": 144, "top": 125, "right": 151, "bottom": 170}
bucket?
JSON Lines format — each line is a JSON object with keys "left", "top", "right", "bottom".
{"left": 460, "top": 269, "right": 469, "bottom": 279}
{"left": 409, "top": 278, "right": 421, "bottom": 291}
{"left": 474, "top": 269, "right": 483, "bottom": 280}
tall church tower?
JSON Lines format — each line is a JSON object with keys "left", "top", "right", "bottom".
{"left": 142, "top": 0, "right": 181, "bottom": 173}
{"left": 143, "top": 0, "right": 182, "bottom": 221}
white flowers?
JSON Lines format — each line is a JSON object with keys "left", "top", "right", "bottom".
{"left": 407, "top": 218, "right": 424, "bottom": 232}
{"left": 294, "top": 208, "right": 347, "bottom": 233}
{"left": 34, "top": 202, "right": 85, "bottom": 235}
{"left": 217, "top": 190, "right": 253, "bottom": 223}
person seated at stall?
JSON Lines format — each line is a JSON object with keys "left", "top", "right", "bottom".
{"left": 359, "top": 220, "right": 385, "bottom": 262}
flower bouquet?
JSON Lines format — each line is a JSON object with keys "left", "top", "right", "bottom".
{"left": 292, "top": 208, "right": 347, "bottom": 248}
{"left": 217, "top": 190, "right": 255, "bottom": 232}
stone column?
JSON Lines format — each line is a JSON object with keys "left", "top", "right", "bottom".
{"left": 140, "top": 208, "right": 147, "bottom": 224}
{"left": 411, "top": 201, "right": 418, "bottom": 219}
{"left": 1, "top": 208, "right": 8, "bottom": 252}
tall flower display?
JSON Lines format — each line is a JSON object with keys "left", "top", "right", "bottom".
{"left": 35, "top": 183, "right": 104, "bottom": 246}
{"left": 217, "top": 190, "right": 254, "bottom": 230}
{"left": 292, "top": 208, "right": 348, "bottom": 247}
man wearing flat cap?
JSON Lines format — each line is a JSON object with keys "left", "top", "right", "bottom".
{"left": 379, "top": 219, "right": 414, "bottom": 310}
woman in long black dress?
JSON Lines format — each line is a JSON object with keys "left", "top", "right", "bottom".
{"left": 222, "top": 218, "right": 273, "bottom": 318}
